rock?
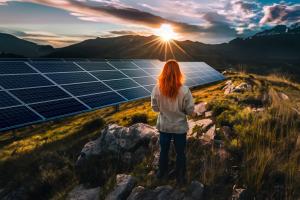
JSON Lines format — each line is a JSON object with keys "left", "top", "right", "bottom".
{"left": 232, "top": 82, "right": 252, "bottom": 93}
{"left": 223, "top": 80, "right": 235, "bottom": 95}
{"left": 67, "top": 185, "right": 100, "bottom": 200}
{"left": 194, "top": 102, "right": 207, "bottom": 116}
{"left": 279, "top": 92, "right": 289, "bottom": 100}
{"left": 127, "top": 186, "right": 146, "bottom": 200}
{"left": 128, "top": 181, "right": 204, "bottom": 200}
{"left": 204, "top": 111, "right": 212, "bottom": 118}
{"left": 202, "top": 125, "right": 216, "bottom": 142}
{"left": 76, "top": 123, "right": 159, "bottom": 180}
{"left": 105, "top": 174, "right": 137, "bottom": 200}
{"left": 232, "top": 185, "right": 247, "bottom": 200}
{"left": 183, "top": 181, "right": 204, "bottom": 200}
{"left": 188, "top": 119, "right": 214, "bottom": 137}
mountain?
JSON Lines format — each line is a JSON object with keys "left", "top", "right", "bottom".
{"left": 0, "top": 33, "right": 55, "bottom": 57}
{"left": 47, "top": 23, "right": 300, "bottom": 79}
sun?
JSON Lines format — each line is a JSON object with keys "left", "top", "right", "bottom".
{"left": 155, "top": 24, "right": 177, "bottom": 41}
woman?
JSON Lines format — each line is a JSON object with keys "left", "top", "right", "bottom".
{"left": 151, "top": 60, "right": 195, "bottom": 185}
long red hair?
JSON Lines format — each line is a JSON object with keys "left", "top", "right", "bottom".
{"left": 158, "top": 60, "right": 184, "bottom": 99}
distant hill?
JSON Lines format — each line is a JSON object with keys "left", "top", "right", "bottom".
{"left": 0, "top": 23, "right": 299, "bottom": 78}
{"left": 0, "top": 33, "right": 54, "bottom": 57}
{"left": 47, "top": 23, "right": 300, "bottom": 78}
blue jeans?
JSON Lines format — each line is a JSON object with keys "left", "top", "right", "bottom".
{"left": 159, "top": 132, "right": 187, "bottom": 176}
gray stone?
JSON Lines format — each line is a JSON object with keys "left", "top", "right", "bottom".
{"left": 232, "top": 82, "right": 252, "bottom": 93}
{"left": 105, "top": 174, "right": 137, "bottom": 200}
{"left": 232, "top": 185, "right": 247, "bottom": 200}
{"left": 204, "top": 111, "right": 212, "bottom": 118}
{"left": 188, "top": 119, "right": 214, "bottom": 137}
{"left": 202, "top": 125, "right": 216, "bottom": 142}
{"left": 194, "top": 102, "right": 207, "bottom": 116}
{"left": 76, "top": 123, "right": 159, "bottom": 167}
{"left": 184, "top": 181, "right": 204, "bottom": 200}
{"left": 67, "top": 185, "right": 100, "bottom": 200}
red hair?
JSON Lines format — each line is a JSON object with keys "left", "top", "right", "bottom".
{"left": 158, "top": 60, "right": 184, "bottom": 99}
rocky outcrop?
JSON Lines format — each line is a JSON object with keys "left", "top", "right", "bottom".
{"left": 127, "top": 181, "right": 204, "bottom": 200}
{"left": 67, "top": 185, "right": 100, "bottom": 200}
{"left": 105, "top": 174, "right": 137, "bottom": 200}
{"left": 223, "top": 80, "right": 252, "bottom": 95}
{"left": 194, "top": 102, "right": 207, "bottom": 116}
{"left": 75, "top": 123, "right": 159, "bottom": 184}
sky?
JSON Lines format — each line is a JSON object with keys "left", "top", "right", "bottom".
{"left": 0, "top": 0, "right": 299, "bottom": 47}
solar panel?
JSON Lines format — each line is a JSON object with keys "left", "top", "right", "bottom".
{"left": 0, "top": 74, "right": 53, "bottom": 89}
{"left": 11, "top": 86, "right": 71, "bottom": 104}
{"left": 0, "top": 91, "right": 21, "bottom": 108}
{"left": 0, "top": 62, "right": 36, "bottom": 74}
{"left": 46, "top": 72, "right": 97, "bottom": 84}
{"left": 0, "top": 59, "right": 225, "bottom": 131}
{"left": 31, "top": 62, "right": 83, "bottom": 73}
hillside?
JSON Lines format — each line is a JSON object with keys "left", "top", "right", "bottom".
{"left": 0, "top": 33, "right": 54, "bottom": 57}
{"left": 0, "top": 72, "right": 299, "bottom": 199}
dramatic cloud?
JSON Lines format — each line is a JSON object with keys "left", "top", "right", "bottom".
{"left": 260, "top": 3, "right": 300, "bottom": 25}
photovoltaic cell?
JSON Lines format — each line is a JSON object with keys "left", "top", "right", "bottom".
{"left": 77, "top": 62, "right": 114, "bottom": 71}
{"left": 133, "top": 60, "right": 161, "bottom": 68}
{"left": 46, "top": 72, "right": 97, "bottom": 84}
{"left": 0, "top": 74, "right": 53, "bottom": 89}
{"left": 0, "top": 62, "right": 36, "bottom": 74}
{"left": 103, "top": 78, "right": 139, "bottom": 90}
{"left": 118, "top": 87, "right": 150, "bottom": 100}
{"left": 91, "top": 71, "right": 126, "bottom": 80}
{"left": 30, "top": 98, "right": 87, "bottom": 118}
{"left": 79, "top": 91, "right": 125, "bottom": 108}
{"left": 120, "top": 69, "right": 149, "bottom": 77}
{"left": 0, "top": 106, "right": 42, "bottom": 130}
{"left": 133, "top": 77, "right": 157, "bottom": 86}
{"left": 11, "top": 86, "right": 70, "bottom": 104}
{"left": 31, "top": 62, "right": 83, "bottom": 73}
{"left": 0, "top": 91, "right": 21, "bottom": 108}
{"left": 109, "top": 61, "right": 138, "bottom": 69}
{"left": 0, "top": 59, "right": 225, "bottom": 132}
{"left": 62, "top": 82, "right": 110, "bottom": 96}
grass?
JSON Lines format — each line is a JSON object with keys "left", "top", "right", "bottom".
{"left": 0, "top": 72, "right": 299, "bottom": 199}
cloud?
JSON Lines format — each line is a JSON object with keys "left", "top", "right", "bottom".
{"left": 260, "top": 3, "right": 300, "bottom": 25}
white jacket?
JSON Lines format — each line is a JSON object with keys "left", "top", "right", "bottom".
{"left": 151, "top": 85, "right": 195, "bottom": 133}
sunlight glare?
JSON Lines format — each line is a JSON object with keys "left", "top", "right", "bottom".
{"left": 155, "top": 24, "right": 177, "bottom": 41}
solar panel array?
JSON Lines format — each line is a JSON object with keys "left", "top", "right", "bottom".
{"left": 0, "top": 59, "right": 224, "bottom": 132}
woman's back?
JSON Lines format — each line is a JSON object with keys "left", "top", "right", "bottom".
{"left": 151, "top": 84, "right": 194, "bottom": 133}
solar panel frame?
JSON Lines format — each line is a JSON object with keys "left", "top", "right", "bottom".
{"left": 0, "top": 59, "right": 225, "bottom": 132}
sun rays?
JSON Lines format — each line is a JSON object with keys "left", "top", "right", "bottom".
{"left": 140, "top": 24, "right": 190, "bottom": 61}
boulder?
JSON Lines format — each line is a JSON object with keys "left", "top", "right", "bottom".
{"left": 105, "top": 174, "right": 137, "bottom": 200}
{"left": 202, "top": 125, "right": 216, "bottom": 142}
{"left": 127, "top": 182, "right": 204, "bottom": 200}
{"left": 232, "top": 185, "right": 247, "bottom": 200}
{"left": 67, "top": 185, "right": 100, "bottom": 200}
{"left": 183, "top": 181, "right": 204, "bottom": 200}
{"left": 194, "top": 102, "right": 207, "bottom": 116}
{"left": 76, "top": 123, "right": 159, "bottom": 184}
{"left": 232, "top": 82, "right": 252, "bottom": 93}
{"left": 188, "top": 119, "right": 214, "bottom": 137}
{"left": 223, "top": 81, "right": 235, "bottom": 95}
